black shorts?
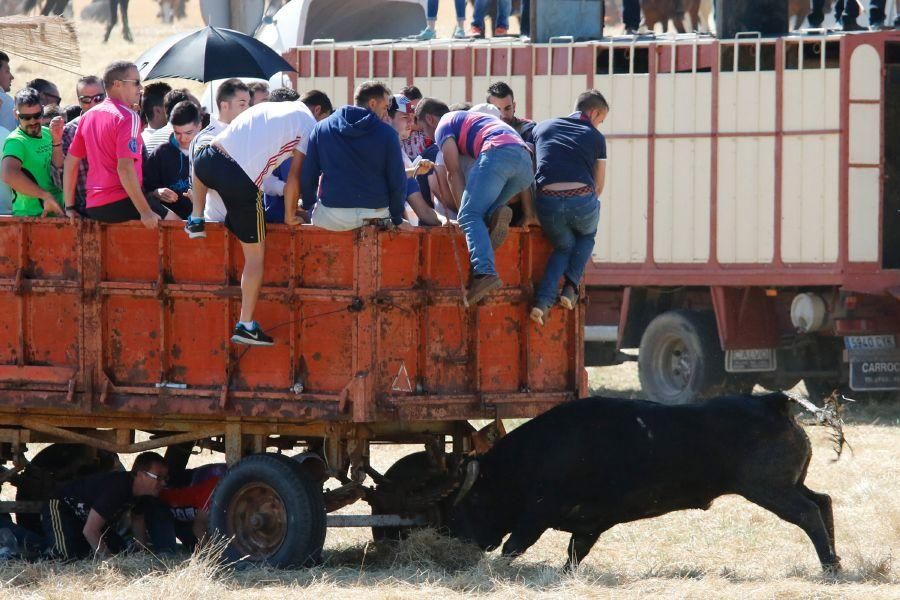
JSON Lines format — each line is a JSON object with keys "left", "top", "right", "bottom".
{"left": 86, "top": 196, "right": 169, "bottom": 223}
{"left": 193, "top": 145, "right": 265, "bottom": 244}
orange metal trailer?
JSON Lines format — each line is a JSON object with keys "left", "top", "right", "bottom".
{"left": 0, "top": 218, "right": 584, "bottom": 565}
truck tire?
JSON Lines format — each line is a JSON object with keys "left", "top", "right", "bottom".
{"left": 209, "top": 453, "right": 326, "bottom": 568}
{"left": 638, "top": 310, "right": 725, "bottom": 404}
{"left": 15, "top": 444, "right": 121, "bottom": 532}
{"left": 371, "top": 451, "right": 447, "bottom": 542}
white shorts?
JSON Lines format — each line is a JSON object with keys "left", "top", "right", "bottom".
{"left": 310, "top": 204, "right": 390, "bottom": 231}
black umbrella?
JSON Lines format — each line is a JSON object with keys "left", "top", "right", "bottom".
{"left": 135, "top": 25, "right": 295, "bottom": 82}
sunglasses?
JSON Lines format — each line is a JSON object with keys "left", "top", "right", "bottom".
{"left": 79, "top": 93, "right": 106, "bottom": 104}
{"left": 143, "top": 470, "right": 168, "bottom": 484}
{"left": 17, "top": 111, "right": 42, "bottom": 122}
{"left": 118, "top": 79, "right": 143, "bottom": 88}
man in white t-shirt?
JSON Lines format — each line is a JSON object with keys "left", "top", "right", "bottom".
{"left": 188, "top": 79, "right": 251, "bottom": 222}
{"left": 187, "top": 99, "right": 315, "bottom": 346}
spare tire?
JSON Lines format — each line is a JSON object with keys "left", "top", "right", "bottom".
{"left": 638, "top": 310, "right": 725, "bottom": 405}
{"left": 371, "top": 451, "right": 449, "bottom": 542}
{"left": 208, "top": 453, "right": 326, "bottom": 568}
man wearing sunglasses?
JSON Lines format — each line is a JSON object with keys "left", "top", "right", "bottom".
{"left": 64, "top": 61, "right": 178, "bottom": 228}
{"left": 42, "top": 452, "right": 168, "bottom": 560}
{"left": 51, "top": 75, "right": 105, "bottom": 215}
{"left": 1, "top": 87, "right": 65, "bottom": 217}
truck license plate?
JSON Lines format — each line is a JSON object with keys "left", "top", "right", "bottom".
{"left": 848, "top": 349, "right": 900, "bottom": 391}
{"left": 725, "top": 349, "right": 776, "bottom": 373}
{"left": 844, "top": 335, "right": 896, "bottom": 350}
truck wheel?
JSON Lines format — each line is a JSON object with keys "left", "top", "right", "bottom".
{"left": 371, "top": 452, "right": 447, "bottom": 542}
{"left": 209, "top": 453, "right": 326, "bottom": 568}
{"left": 638, "top": 310, "right": 725, "bottom": 404}
{"left": 15, "top": 444, "right": 121, "bottom": 532}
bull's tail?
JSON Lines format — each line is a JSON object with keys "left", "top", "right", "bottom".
{"left": 783, "top": 390, "right": 852, "bottom": 461}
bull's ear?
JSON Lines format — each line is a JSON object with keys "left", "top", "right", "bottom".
{"left": 471, "top": 419, "right": 506, "bottom": 454}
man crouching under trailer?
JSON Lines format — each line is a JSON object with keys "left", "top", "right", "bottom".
{"left": 187, "top": 99, "right": 317, "bottom": 346}
{"left": 41, "top": 452, "right": 168, "bottom": 560}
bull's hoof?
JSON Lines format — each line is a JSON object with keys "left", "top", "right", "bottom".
{"left": 822, "top": 557, "right": 842, "bottom": 576}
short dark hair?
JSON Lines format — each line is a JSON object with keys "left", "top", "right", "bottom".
{"left": 575, "top": 89, "right": 609, "bottom": 113}
{"left": 26, "top": 78, "right": 57, "bottom": 96}
{"left": 102, "top": 60, "right": 137, "bottom": 90}
{"left": 0, "top": 51, "right": 9, "bottom": 67}
{"left": 415, "top": 97, "right": 450, "bottom": 121}
{"left": 486, "top": 81, "right": 514, "bottom": 102}
{"left": 42, "top": 104, "right": 62, "bottom": 120}
{"left": 270, "top": 87, "right": 300, "bottom": 102}
{"left": 400, "top": 85, "right": 422, "bottom": 101}
{"left": 248, "top": 81, "right": 269, "bottom": 94}
{"left": 63, "top": 103, "right": 82, "bottom": 122}
{"left": 132, "top": 452, "right": 165, "bottom": 473}
{"left": 141, "top": 81, "right": 171, "bottom": 122}
{"left": 354, "top": 81, "right": 391, "bottom": 108}
{"left": 216, "top": 78, "right": 249, "bottom": 107}
{"left": 14, "top": 87, "right": 41, "bottom": 109}
{"left": 449, "top": 102, "right": 472, "bottom": 112}
{"left": 76, "top": 75, "right": 103, "bottom": 94}
{"left": 169, "top": 100, "right": 200, "bottom": 126}
{"left": 300, "top": 89, "right": 332, "bottom": 113}
{"left": 163, "top": 88, "right": 193, "bottom": 118}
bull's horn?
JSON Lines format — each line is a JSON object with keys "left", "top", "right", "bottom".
{"left": 453, "top": 460, "right": 480, "bottom": 506}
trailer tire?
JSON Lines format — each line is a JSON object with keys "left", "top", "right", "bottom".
{"left": 209, "top": 453, "right": 326, "bottom": 568}
{"left": 371, "top": 452, "right": 447, "bottom": 542}
{"left": 638, "top": 310, "right": 725, "bottom": 404}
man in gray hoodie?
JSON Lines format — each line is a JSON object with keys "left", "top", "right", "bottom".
{"left": 300, "top": 81, "right": 407, "bottom": 231}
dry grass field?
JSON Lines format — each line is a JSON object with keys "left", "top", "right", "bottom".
{"left": 0, "top": 364, "right": 897, "bottom": 599}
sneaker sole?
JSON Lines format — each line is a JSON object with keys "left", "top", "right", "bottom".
{"left": 489, "top": 206, "right": 513, "bottom": 249}
{"left": 466, "top": 277, "right": 502, "bottom": 306}
{"left": 186, "top": 230, "right": 207, "bottom": 239}
{"left": 230, "top": 335, "right": 274, "bottom": 346}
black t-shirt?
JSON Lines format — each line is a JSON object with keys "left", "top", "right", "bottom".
{"left": 52, "top": 471, "right": 135, "bottom": 522}
{"left": 533, "top": 112, "right": 607, "bottom": 189}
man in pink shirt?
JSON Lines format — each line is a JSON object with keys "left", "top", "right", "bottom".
{"left": 62, "top": 61, "right": 177, "bottom": 228}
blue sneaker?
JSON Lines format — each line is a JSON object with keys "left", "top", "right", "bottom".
{"left": 231, "top": 322, "right": 274, "bottom": 346}
{"left": 185, "top": 216, "right": 206, "bottom": 239}
{"left": 410, "top": 28, "right": 437, "bottom": 41}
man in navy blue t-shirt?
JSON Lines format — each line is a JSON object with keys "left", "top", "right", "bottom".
{"left": 530, "top": 90, "right": 608, "bottom": 325}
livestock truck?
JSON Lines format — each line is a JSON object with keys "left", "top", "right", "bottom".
{"left": 278, "top": 28, "right": 900, "bottom": 403}
{"left": 0, "top": 27, "right": 898, "bottom": 567}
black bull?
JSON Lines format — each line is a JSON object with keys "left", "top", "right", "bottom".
{"left": 448, "top": 393, "right": 841, "bottom": 571}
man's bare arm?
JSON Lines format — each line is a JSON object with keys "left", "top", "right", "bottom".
{"left": 283, "top": 150, "right": 305, "bottom": 225}
{"left": 117, "top": 158, "right": 159, "bottom": 229}
{"left": 594, "top": 160, "right": 606, "bottom": 197}
{"left": 83, "top": 509, "right": 110, "bottom": 556}
{"left": 441, "top": 140, "right": 466, "bottom": 210}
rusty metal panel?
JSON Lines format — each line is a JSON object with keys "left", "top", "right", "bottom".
{"left": 0, "top": 218, "right": 582, "bottom": 426}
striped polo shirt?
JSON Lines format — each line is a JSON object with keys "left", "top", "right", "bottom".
{"left": 434, "top": 111, "right": 526, "bottom": 158}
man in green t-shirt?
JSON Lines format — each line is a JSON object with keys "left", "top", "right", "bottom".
{"left": 0, "top": 87, "right": 64, "bottom": 217}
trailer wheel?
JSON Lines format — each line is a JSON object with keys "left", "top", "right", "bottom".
{"left": 209, "top": 453, "right": 326, "bottom": 567}
{"left": 15, "top": 444, "right": 121, "bottom": 532}
{"left": 371, "top": 452, "right": 447, "bottom": 542}
{"left": 638, "top": 310, "right": 725, "bottom": 404}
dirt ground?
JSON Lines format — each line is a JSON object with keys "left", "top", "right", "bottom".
{"left": 0, "top": 364, "right": 897, "bottom": 599}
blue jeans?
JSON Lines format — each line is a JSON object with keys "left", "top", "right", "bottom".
{"left": 458, "top": 145, "right": 534, "bottom": 276}
{"left": 534, "top": 191, "right": 600, "bottom": 307}
{"left": 473, "top": 0, "right": 511, "bottom": 29}
{"left": 428, "top": 0, "right": 466, "bottom": 20}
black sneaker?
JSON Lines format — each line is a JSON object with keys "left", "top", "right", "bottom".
{"left": 559, "top": 282, "right": 578, "bottom": 310}
{"left": 185, "top": 217, "right": 206, "bottom": 239}
{"left": 231, "top": 322, "right": 274, "bottom": 346}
